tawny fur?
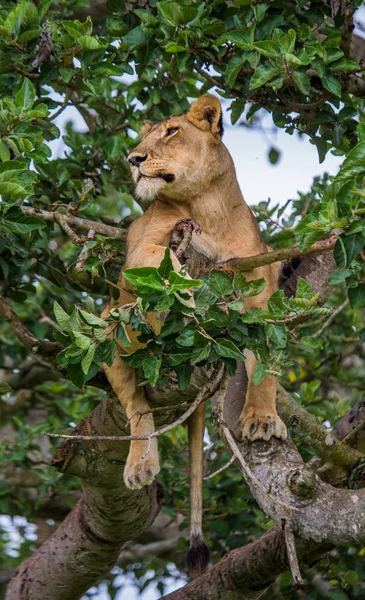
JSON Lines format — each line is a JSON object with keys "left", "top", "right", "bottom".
{"left": 102, "top": 95, "right": 287, "bottom": 575}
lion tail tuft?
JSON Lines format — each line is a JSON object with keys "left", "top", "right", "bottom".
{"left": 186, "top": 533, "right": 210, "bottom": 579}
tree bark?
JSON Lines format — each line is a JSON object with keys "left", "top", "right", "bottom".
{"left": 6, "top": 396, "right": 162, "bottom": 600}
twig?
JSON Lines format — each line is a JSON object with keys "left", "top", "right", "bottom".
{"left": 284, "top": 524, "right": 303, "bottom": 585}
{"left": 21, "top": 207, "right": 127, "bottom": 240}
{"left": 0, "top": 297, "right": 63, "bottom": 358}
{"left": 203, "top": 455, "right": 235, "bottom": 480}
{"left": 75, "top": 230, "right": 96, "bottom": 272}
{"left": 44, "top": 367, "right": 224, "bottom": 441}
{"left": 223, "top": 235, "right": 338, "bottom": 272}
{"left": 141, "top": 437, "right": 152, "bottom": 459}
{"left": 49, "top": 93, "right": 71, "bottom": 121}
{"left": 54, "top": 212, "right": 82, "bottom": 245}
{"left": 127, "top": 401, "right": 189, "bottom": 424}
{"left": 313, "top": 299, "right": 349, "bottom": 339}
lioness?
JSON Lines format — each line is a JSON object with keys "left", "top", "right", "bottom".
{"left": 103, "top": 94, "right": 287, "bottom": 577}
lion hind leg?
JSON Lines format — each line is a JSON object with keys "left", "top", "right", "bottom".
{"left": 104, "top": 352, "right": 160, "bottom": 489}
{"left": 240, "top": 350, "right": 287, "bottom": 442}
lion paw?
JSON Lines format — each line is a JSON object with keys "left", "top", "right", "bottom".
{"left": 123, "top": 442, "right": 160, "bottom": 490}
{"left": 174, "top": 218, "right": 202, "bottom": 236}
{"left": 240, "top": 412, "right": 287, "bottom": 442}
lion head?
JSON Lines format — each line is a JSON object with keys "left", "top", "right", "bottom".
{"left": 128, "top": 95, "right": 232, "bottom": 203}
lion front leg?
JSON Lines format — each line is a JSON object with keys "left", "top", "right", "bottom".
{"left": 104, "top": 352, "right": 160, "bottom": 489}
{"left": 240, "top": 350, "right": 287, "bottom": 442}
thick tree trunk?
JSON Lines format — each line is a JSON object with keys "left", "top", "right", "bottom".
{"left": 6, "top": 396, "right": 162, "bottom": 600}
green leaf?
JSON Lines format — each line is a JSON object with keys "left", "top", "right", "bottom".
{"left": 164, "top": 42, "right": 186, "bottom": 53}
{"left": 329, "top": 59, "right": 359, "bottom": 72}
{"left": 168, "top": 271, "right": 202, "bottom": 293}
{"left": 230, "top": 97, "right": 246, "bottom": 125}
{"left": 81, "top": 343, "right": 96, "bottom": 374}
{"left": 142, "top": 355, "right": 162, "bottom": 386}
{"left": 252, "top": 363, "right": 267, "bottom": 385}
{"left": 79, "top": 310, "right": 107, "bottom": 328}
{"left": 268, "top": 147, "right": 280, "bottom": 164}
{"left": 157, "top": 2, "right": 200, "bottom": 26}
{"left": 265, "top": 324, "right": 287, "bottom": 348}
{"left": 225, "top": 55, "right": 244, "bottom": 88}
{"left": 343, "top": 570, "right": 359, "bottom": 585}
{"left": 168, "top": 350, "right": 192, "bottom": 366}
{"left": 176, "top": 327, "right": 195, "bottom": 347}
{"left": 175, "top": 363, "right": 194, "bottom": 389}
{"left": 233, "top": 271, "right": 266, "bottom": 297}
{"left": 321, "top": 74, "right": 342, "bottom": 98}
{"left": 0, "top": 142, "right": 10, "bottom": 162}
{"left": 209, "top": 270, "right": 233, "bottom": 298}
{"left": 54, "top": 301, "right": 70, "bottom": 330}
{"left": 348, "top": 284, "right": 365, "bottom": 309}
{"left": 123, "top": 267, "right": 161, "bottom": 286}
{"left": 299, "top": 336, "right": 323, "bottom": 354}
{"left": 78, "top": 35, "right": 103, "bottom": 50}
{"left": 250, "top": 65, "right": 282, "bottom": 90}
{"left": 334, "top": 233, "right": 364, "bottom": 267}
{"left": 15, "top": 79, "right": 36, "bottom": 111}
{"left": 335, "top": 142, "right": 365, "bottom": 183}
{"left": 296, "top": 278, "right": 312, "bottom": 298}
{"left": 0, "top": 382, "right": 12, "bottom": 394}
{"left": 215, "top": 339, "right": 244, "bottom": 360}
{"left": 0, "top": 160, "right": 28, "bottom": 182}
{"left": 67, "top": 363, "right": 87, "bottom": 388}
{"left": 292, "top": 70, "right": 310, "bottom": 95}
{"left": 116, "top": 323, "right": 132, "bottom": 347}
{"left": 343, "top": 233, "right": 364, "bottom": 266}
{"left": 217, "top": 31, "right": 252, "bottom": 50}
{"left": 191, "top": 344, "right": 211, "bottom": 365}
{"left": 155, "top": 294, "right": 174, "bottom": 311}
{"left": 3, "top": 212, "right": 46, "bottom": 234}
{"left": 101, "top": 339, "right": 117, "bottom": 366}
{"left": 311, "top": 136, "right": 328, "bottom": 164}
{"left": 254, "top": 41, "right": 281, "bottom": 58}
{"left": 157, "top": 251, "right": 174, "bottom": 281}
{"left": 327, "top": 269, "right": 352, "bottom": 285}
{"left": 123, "top": 26, "right": 148, "bottom": 47}
{"left": 267, "top": 290, "right": 286, "bottom": 318}
{"left": 73, "top": 331, "right": 91, "bottom": 350}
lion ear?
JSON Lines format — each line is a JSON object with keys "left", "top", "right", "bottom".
{"left": 187, "top": 95, "right": 223, "bottom": 140}
{"left": 140, "top": 120, "right": 154, "bottom": 137}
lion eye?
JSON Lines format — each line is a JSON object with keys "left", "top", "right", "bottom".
{"left": 165, "top": 127, "right": 179, "bottom": 137}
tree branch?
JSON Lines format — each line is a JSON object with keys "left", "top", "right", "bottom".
{"left": 276, "top": 385, "right": 363, "bottom": 474}
{"left": 223, "top": 235, "right": 338, "bottom": 272}
{"left": 0, "top": 297, "right": 63, "bottom": 357}
{"left": 21, "top": 206, "right": 127, "bottom": 240}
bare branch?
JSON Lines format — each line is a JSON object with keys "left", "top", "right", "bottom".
{"left": 313, "top": 299, "right": 349, "bottom": 338}
{"left": 21, "top": 206, "right": 127, "bottom": 240}
{"left": 223, "top": 235, "right": 338, "bottom": 272}
{"left": 284, "top": 525, "right": 303, "bottom": 586}
{"left": 0, "top": 297, "right": 63, "bottom": 358}
{"left": 203, "top": 455, "right": 235, "bottom": 481}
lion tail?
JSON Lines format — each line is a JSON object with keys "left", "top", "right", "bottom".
{"left": 186, "top": 402, "right": 210, "bottom": 579}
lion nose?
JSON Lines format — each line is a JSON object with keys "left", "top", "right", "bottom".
{"left": 128, "top": 154, "right": 147, "bottom": 167}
